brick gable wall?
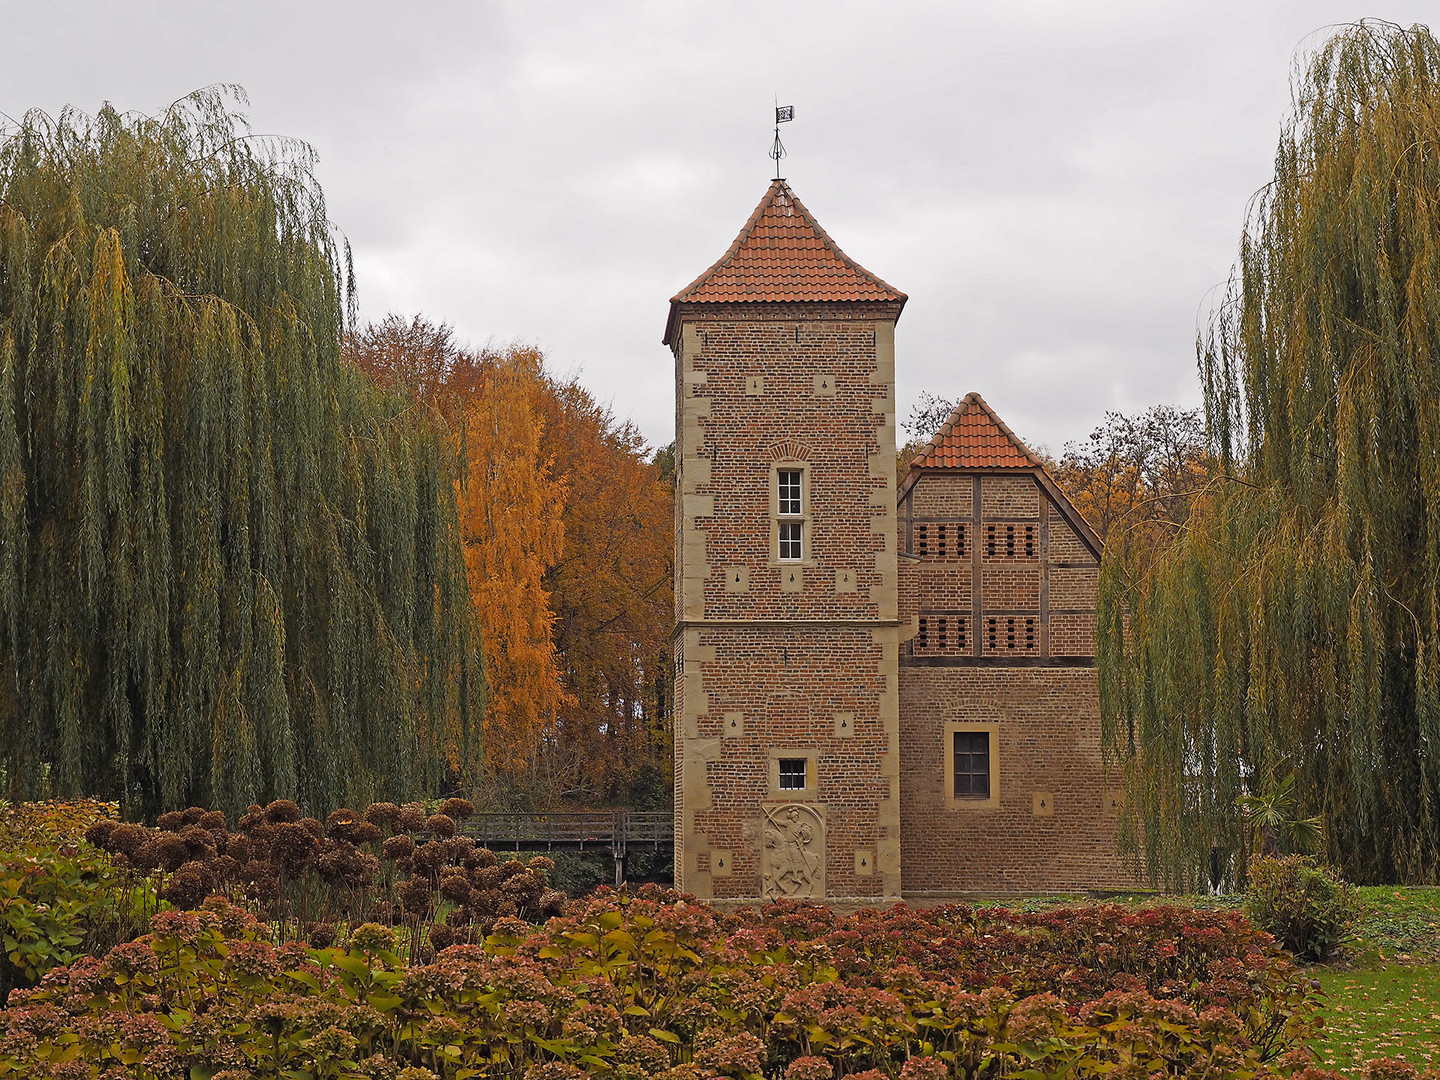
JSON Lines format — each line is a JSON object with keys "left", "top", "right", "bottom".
{"left": 895, "top": 470, "right": 1133, "bottom": 892}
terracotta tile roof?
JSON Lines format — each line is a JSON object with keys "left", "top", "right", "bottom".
{"left": 909, "top": 392, "right": 1043, "bottom": 470}
{"left": 664, "top": 180, "right": 905, "bottom": 343}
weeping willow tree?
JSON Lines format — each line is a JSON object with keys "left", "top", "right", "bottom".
{"left": 0, "top": 89, "right": 483, "bottom": 819}
{"left": 1100, "top": 21, "right": 1440, "bottom": 886}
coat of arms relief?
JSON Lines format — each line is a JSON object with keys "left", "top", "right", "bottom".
{"left": 760, "top": 803, "right": 825, "bottom": 899}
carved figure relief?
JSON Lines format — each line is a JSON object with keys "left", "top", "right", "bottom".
{"left": 761, "top": 803, "right": 825, "bottom": 899}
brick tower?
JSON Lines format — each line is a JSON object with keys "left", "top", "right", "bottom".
{"left": 666, "top": 180, "right": 906, "bottom": 901}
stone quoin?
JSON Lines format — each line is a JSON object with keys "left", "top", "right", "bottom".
{"left": 667, "top": 179, "right": 1129, "bottom": 899}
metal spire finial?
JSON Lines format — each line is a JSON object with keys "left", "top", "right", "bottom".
{"left": 770, "top": 98, "right": 794, "bottom": 180}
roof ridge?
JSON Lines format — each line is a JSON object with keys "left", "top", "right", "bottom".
{"left": 668, "top": 180, "right": 785, "bottom": 306}
{"left": 907, "top": 391, "right": 1044, "bottom": 471}
{"left": 964, "top": 391, "right": 1044, "bottom": 468}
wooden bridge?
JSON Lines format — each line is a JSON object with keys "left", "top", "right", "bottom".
{"left": 460, "top": 811, "right": 673, "bottom": 885}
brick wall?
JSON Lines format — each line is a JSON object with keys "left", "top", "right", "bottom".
{"left": 898, "top": 666, "right": 1132, "bottom": 891}
{"left": 688, "top": 626, "right": 892, "bottom": 899}
{"left": 895, "top": 468, "right": 1129, "bottom": 892}
{"left": 673, "top": 301, "right": 903, "bottom": 900}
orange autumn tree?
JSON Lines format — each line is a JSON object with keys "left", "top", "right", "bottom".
{"left": 346, "top": 317, "right": 673, "bottom": 801}
{"left": 534, "top": 382, "right": 674, "bottom": 805}
{"left": 457, "top": 349, "right": 572, "bottom": 772}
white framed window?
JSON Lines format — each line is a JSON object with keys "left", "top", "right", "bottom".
{"left": 778, "top": 469, "right": 802, "bottom": 515}
{"left": 779, "top": 521, "right": 803, "bottom": 561}
{"left": 768, "top": 748, "right": 817, "bottom": 798}
{"left": 777, "top": 468, "right": 803, "bottom": 561}
{"left": 778, "top": 758, "right": 808, "bottom": 790}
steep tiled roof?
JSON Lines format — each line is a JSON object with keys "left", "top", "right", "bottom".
{"left": 664, "top": 180, "right": 905, "bottom": 343}
{"left": 909, "top": 392, "right": 1043, "bottom": 470}
{"left": 902, "top": 393, "right": 1102, "bottom": 557}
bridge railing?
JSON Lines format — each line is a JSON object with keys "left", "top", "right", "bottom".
{"left": 460, "top": 810, "right": 673, "bottom": 854}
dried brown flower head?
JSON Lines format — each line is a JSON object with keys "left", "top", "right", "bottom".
{"left": 130, "top": 841, "right": 162, "bottom": 871}
{"left": 439, "top": 871, "right": 471, "bottom": 905}
{"left": 349, "top": 822, "right": 382, "bottom": 845}
{"left": 84, "top": 820, "right": 118, "bottom": 849}
{"left": 397, "top": 877, "right": 433, "bottom": 916}
{"left": 381, "top": 835, "right": 415, "bottom": 861}
{"left": 179, "top": 825, "right": 217, "bottom": 859}
{"left": 465, "top": 847, "right": 499, "bottom": 871}
{"left": 268, "top": 821, "right": 320, "bottom": 874}
{"left": 154, "top": 833, "right": 191, "bottom": 872}
{"left": 363, "top": 802, "right": 401, "bottom": 829}
{"left": 326, "top": 807, "right": 357, "bottom": 828}
{"left": 106, "top": 822, "right": 148, "bottom": 854}
{"left": 160, "top": 863, "right": 215, "bottom": 909}
{"left": 439, "top": 798, "right": 475, "bottom": 821}
{"left": 263, "top": 800, "right": 301, "bottom": 824}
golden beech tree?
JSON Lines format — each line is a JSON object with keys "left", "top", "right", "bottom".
{"left": 457, "top": 349, "right": 572, "bottom": 773}
{"left": 346, "top": 317, "right": 674, "bottom": 801}
{"left": 1052, "top": 406, "right": 1212, "bottom": 553}
{"left": 534, "top": 383, "right": 674, "bottom": 804}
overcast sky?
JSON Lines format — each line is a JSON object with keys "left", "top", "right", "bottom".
{"left": 2, "top": 2, "right": 1434, "bottom": 456}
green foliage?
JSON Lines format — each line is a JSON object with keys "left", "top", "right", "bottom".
{"left": 1239, "top": 773, "right": 1325, "bottom": 857}
{"left": 0, "top": 89, "right": 482, "bottom": 818}
{"left": 0, "top": 893, "right": 1322, "bottom": 1079}
{"left": 1245, "top": 855, "right": 1361, "bottom": 961}
{"left": 1100, "top": 21, "right": 1440, "bottom": 886}
{"left": 0, "top": 802, "right": 156, "bottom": 1000}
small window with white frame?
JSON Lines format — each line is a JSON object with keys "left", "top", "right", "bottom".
{"left": 778, "top": 757, "right": 808, "bottom": 790}
{"left": 777, "top": 469, "right": 803, "bottom": 561}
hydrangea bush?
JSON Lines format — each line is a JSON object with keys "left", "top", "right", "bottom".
{"left": 1, "top": 888, "right": 1328, "bottom": 1080}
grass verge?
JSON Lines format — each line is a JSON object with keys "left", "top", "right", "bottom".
{"left": 1312, "top": 965, "right": 1440, "bottom": 1070}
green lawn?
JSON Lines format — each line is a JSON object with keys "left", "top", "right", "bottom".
{"left": 1348, "top": 887, "right": 1440, "bottom": 965}
{"left": 1312, "top": 965, "right": 1440, "bottom": 1070}
{"left": 1309, "top": 887, "right": 1440, "bottom": 1070}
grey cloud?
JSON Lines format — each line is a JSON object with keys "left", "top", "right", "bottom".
{"left": 3, "top": 0, "right": 1433, "bottom": 454}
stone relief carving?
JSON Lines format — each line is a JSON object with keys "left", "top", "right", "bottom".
{"left": 761, "top": 803, "right": 825, "bottom": 899}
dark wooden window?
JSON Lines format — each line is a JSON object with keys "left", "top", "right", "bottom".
{"left": 778, "top": 758, "right": 808, "bottom": 791}
{"left": 953, "top": 731, "right": 990, "bottom": 797}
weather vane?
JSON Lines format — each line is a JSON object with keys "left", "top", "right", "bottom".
{"left": 770, "top": 98, "right": 794, "bottom": 180}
